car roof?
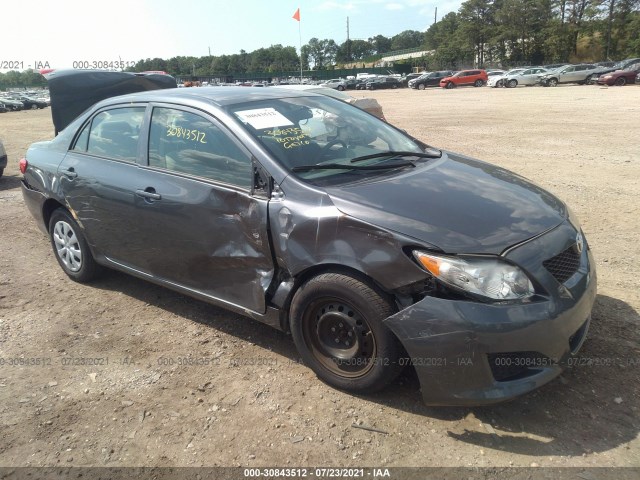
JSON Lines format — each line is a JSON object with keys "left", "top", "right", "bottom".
{"left": 95, "top": 86, "right": 322, "bottom": 109}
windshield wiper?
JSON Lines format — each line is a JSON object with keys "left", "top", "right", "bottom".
{"left": 292, "top": 161, "right": 416, "bottom": 173}
{"left": 350, "top": 149, "right": 441, "bottom": 164}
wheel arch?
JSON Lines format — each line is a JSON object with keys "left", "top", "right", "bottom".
{"left": 275, "top": 263, "right": 397, "bottom": 334}
{"left": 42, "top": 198, "right": 67, "bottom": 233}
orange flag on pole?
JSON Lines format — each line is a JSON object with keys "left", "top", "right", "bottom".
{"left": 292, "top": 8, "right": 300, "bottom": 21}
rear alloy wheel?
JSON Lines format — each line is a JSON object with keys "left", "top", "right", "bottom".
{"left": 445, "top": 82, "right": 455, "bottom": 89}
{"left": 418, "top": 83, "right": 425, "bottom": 90}
{"left": 337, "top": 85, "right": 345, "bottom": 91}
{"left": 49, "top": 208, "right": 101, "bottom": 282}
{"left": 290, "top": 273, "right": 403, "bottom": 393}
{"left": 474, "top": 79, "right": 484, "bottom": 87}
{"left": 507, "top": 79, "right": 517, "bottom": 88}
{"left": 615, "top": 77, "right": 627, "bottom": 86}
{"left": 548, "top": 78, "right": 558, "bottom": 87}
{"left": 31, "top": 104, "right": 38, "bottom": 110}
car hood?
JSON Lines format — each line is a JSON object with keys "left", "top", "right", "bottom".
{"left": 325, "top": 152, "right": 566, "bottom": 254}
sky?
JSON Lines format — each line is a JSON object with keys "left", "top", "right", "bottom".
{"left": 1, "top": 0, "right": 464, "bottom": 72}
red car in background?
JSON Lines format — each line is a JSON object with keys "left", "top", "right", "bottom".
{"left": 440, "top": 69, "right": 488, "bottom": 89}
{"left": 597, "top": 62, "right": 640, "bottom": 86}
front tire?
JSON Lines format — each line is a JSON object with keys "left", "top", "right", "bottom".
{"left": 290, "top": 273, "right": 403, "bottom": 393}
{"left": 337, "top": 85, "right": 345, "bottom": 91}
{"left": 548, "top": 78, "right": 558, "bottom": 87}
{"left": 507, "top": 79, "right": 517, "bottom": 88}
{"left": 418, "top": 83, "right": 425, "bottom": 90}
{"left": 615, "top": 77, "right": 627, "bottom": 86}
{"left": 49, "top": 208, "right": 101, "bottom": 282}
{"left": 445, "top": 82, "right": 455, "bottom": 89}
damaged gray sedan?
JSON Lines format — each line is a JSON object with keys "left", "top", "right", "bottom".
{"left": 21, "top": 85, "right": 596, "bottom": 405}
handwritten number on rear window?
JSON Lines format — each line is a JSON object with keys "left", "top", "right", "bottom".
{"left": 166, "top": 125, "right": 207, "bottom": 144}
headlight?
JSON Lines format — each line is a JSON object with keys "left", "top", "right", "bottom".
{"left": 413, "top": 251, "right": 535, "bottom": 300}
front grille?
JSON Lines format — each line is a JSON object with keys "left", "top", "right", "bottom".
{"left": 488, "top": 352, "right": 552, "bottom": 382}
{"left": 543, "top": 245, "right": 580, "bottom": 284}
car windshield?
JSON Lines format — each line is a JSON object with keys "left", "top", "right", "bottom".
{"left": 227, "top": 95, "right": 427, "bottom": 186}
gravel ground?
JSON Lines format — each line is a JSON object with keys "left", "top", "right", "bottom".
{"left": 0, "top": 84, "right": 638, "bottom": 469}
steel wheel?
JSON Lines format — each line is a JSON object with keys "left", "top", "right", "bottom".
{"left": 53, "top": 220, "right": 82, "bottom": 272}
{"left": 302, "top": 298, "right": 376, "bottom": 378}
{"left": 290, "top": 273, "right": 403, "bottom": 393}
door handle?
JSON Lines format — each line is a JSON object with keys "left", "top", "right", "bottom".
{"left": 135, "top": 189, "right": 162, "bottom": 201}
{"left": 62, "top": 168, "right": 78, "bottom": 179}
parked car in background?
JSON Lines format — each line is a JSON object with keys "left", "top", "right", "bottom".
{"left": 594, "top": 58, "right": 640, "bottom": 78}
{"left": 319, "top": 79, "right": 347, "bottom": 91}
{"left": 0, "top": 103, "right": 8, "bottom": 114}
{"left": 504, "top": 67, "right": 549, "bottom": 87}
{"left": 343, "top": 79, "right": 360, "bottom": 90}
{"left": 0, "top": 96, "right": 24, "bottom": 111}
{"left": 487, "top": 68, "right": 526, "bottom": 88}
{"left": 596, "top": 62, "right": 640, "bottom": 86}
{"left": 440, "top": 69, "right": 488, "bottom": 88}
{"left": 12, "top": 95, "right": 48, "bottom": 109}
{"left": 0, "top": 139, "right": 6, "bottom": 178}
{"left": 365, "top": 76, "right": 400, "bottom": 90}
{"left": 410, "top": 71, "right": 455, "bottom": 90}
{"left": 486, "top": 69, "right": 506, "bottom": 77}
{"left": 540, "top": 64, "right": 604, "bottom": 86}
{"left": 20, "top": 75, "right": 596, "bottom": 406}
{"left": 400, "top": 73, "right": 424, "bottom": 87}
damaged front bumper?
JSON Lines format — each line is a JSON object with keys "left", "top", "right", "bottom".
{"left": 384, "top": 226, "right": 597, "bottom": 406}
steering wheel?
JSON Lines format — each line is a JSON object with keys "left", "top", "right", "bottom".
{"left": 320, "top": 139, "right": 347, "bottom": 159}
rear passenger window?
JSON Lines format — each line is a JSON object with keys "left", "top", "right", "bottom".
{"left": 148, "top": 107, "right": 252, "bottom": 189}
{"left": 86, "top": 107, "right": 145, "bottom": 161}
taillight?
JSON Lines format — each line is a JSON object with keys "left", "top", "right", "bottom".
{"left": 19, "top": 158, "right": 28, "bottom": 174}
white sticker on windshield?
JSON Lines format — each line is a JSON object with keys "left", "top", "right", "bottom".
{"left": 235, "top": 108, "right": 293, "bottom": 130}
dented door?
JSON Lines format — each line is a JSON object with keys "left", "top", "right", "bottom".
{"left": 130, "top": 169, "right": 274, "bottom": 314}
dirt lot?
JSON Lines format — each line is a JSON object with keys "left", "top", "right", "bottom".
{"left": 0, "top": 84, "right": 639, "bottom": 469}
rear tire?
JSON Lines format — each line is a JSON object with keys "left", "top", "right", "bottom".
{"left": 290, "top": 273, "right": 403, "bottom": 393}
{"left": 474, "top": 79, "right": 484, "bottom": 87}
{"left": 49, "top": 208, "right": 101, "bottom": 283}
{"left": 337, "top": 85, "right": 345, "bottom": 91}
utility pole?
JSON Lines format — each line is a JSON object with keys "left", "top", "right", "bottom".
{"left": 434, "top": 7, "right": 437, "bottom": 24}
{"left": 346, "top": 17, "right": 351, "bottom": 63}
